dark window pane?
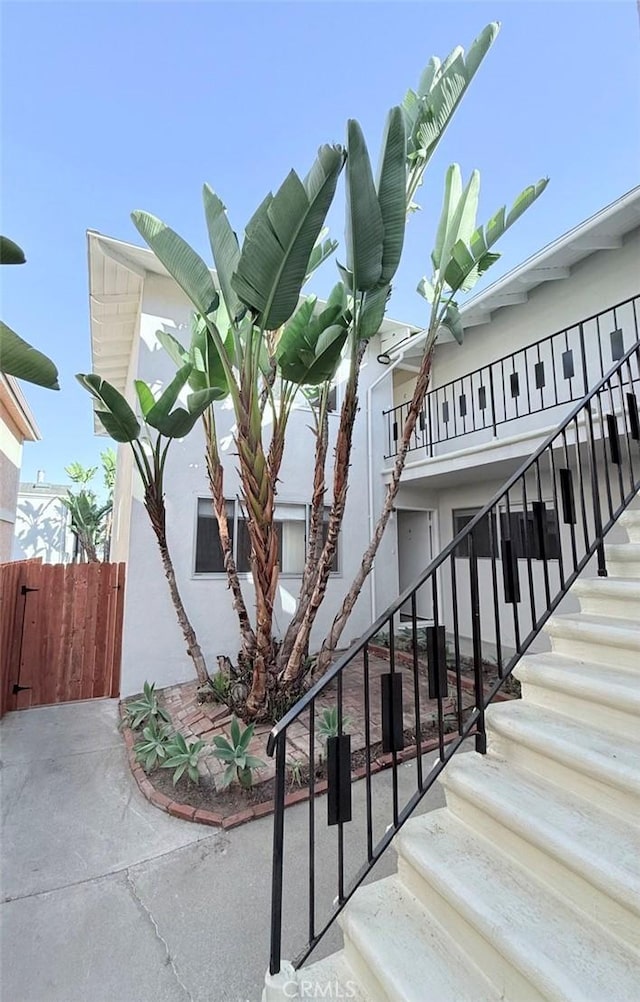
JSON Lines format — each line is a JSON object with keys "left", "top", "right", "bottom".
{"left": 236, "top": 516, "right": 252, "bottom": 573}
{"left": 195, "top": 499, "right": 233, "bottom": 573}
{"left": 500, "top": 507, "right": 560, "bottom": 560}
{"left": 453, "top": 508, "right": 497, "bottom": 558}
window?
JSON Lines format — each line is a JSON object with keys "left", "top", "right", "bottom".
{"left": 499, "top": 505, "right": 561, "bottom": 560}
{"left": 195, "top": 499, "right": 233, "bottom": 574}
{"left": 453, "top": 507, "right": 498, "bottom": 559}
{"left": 195, "top": 499, "right": 339, "bottom": 575}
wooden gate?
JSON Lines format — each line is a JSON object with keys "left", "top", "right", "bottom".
{"left": 0, "top": 559, "right": 125, "bottom": 716}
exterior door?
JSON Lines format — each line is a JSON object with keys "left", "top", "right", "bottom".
{"left": 397, "top": 510, "right": 433, "bottom": 621}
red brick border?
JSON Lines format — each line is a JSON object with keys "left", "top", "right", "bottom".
{"left": 120, "top": 703, "right": 462, "bottom": 830}
{"left": 367, "top": 643, "right": 513, "bottom": 702}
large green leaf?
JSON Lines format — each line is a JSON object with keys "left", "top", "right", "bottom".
{"left": 189, "top": 314, "right": 231, "bottom": 398}
{"left": 232, "top": 145, "right": 344, "bottom": 330}
{"left": 1, "top": 322, "right": 59, "bottom": 389}
{"left": 444, "top": 177, "right": 549, "bottom": 294}
{"left": 276, "top": 291, "right": 348, "bottom": 386}
{"left": 345, "top": 120, "right": 384, "bottom": 292}
{"left": 0, "top": 236, "right": 26, "bottom": 265}
{"left": 145, "top": 365, "right": 192, "bottom": 431}
{"left": 376, "top": 107, "right": 407, "bottom": 284}
{"left": 304, "top": 230, "right": 338, "bottom": 285}
{"left": 440, "top": 302, "right": 464, "bottom": 344}
{"left": 432, "top": 164, "right": 462, "bottom": 271}
{"left": 404, "top": 23, "right": 500, "bottom": 176}
{"left": 134, "top": 380, "right": 156, "bottom": 418}
{"left": 156, "top": 329, "right": 189, "bottom": 369}
{"left": 434, "top": 166, "right": 480, "bottom": 275}
{"left": 202, "top": 185, "right": 243, "bottom": 321}
{"left": 76, "top": 374, "right": 140, "bottom": 442}
{"left": 131, "top": 212, "right": 219, "bottom": 317}
{"left": 142, "top": 364, "right": 220, "bottom": 437}
{"left": 358, "top": 283, "right": 391, "bottom": 340}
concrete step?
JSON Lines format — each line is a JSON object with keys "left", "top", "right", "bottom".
{"left": 571, "top": 576, "right": 640, "bottom": 619}
{"left": 605, "top": 542, "right": 640, "bottom": 578}
{"left": 619, "top": 507, "right": 640, "bottom": 543}
{"left": 514, "top": 652, "right": 640, "bottom": 739}
{"left": 439, "top": 752, "right": 640, "bottom": 950}
{"left": 339, "top": 875, "right": 501, "bottom": 1002}
{"left": 484, "top": 700, "right": 640, "bottom": 821}
{"left": 295, "top": 952, "right": 371, "bottom": 1002}
{"left": 545, "top": 611, "right": 640, "bottom": 671}
{"left": 395, "top": 811, "right": 640, "bottom": 1002}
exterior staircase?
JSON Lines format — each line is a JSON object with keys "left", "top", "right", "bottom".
{"left": 284, "top": 507, "right": 640, "bottom": 1000}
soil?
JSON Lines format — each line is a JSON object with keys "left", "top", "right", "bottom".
{"left": 142, "top": 713, "right": 468, "bottom": 815}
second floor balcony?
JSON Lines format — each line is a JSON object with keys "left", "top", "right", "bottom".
{"left": 383, "top": 295, "right": 640, "bottom": 463}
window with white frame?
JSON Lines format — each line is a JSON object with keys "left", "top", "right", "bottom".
{"left": 194, "top": 499, "right": 339, "bottom": 575}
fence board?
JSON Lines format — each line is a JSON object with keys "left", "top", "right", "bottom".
{"left": 0, "top": 561, "right": 125, "bottom": 716}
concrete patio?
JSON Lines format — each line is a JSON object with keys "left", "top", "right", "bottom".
{"left": 1, "top": 699, "right": 456, "bottom": 1002}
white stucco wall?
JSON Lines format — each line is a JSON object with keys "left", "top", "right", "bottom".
{"left": 392, "top": 229, "right": 640, "bottom": 431}
{"left": 118, "top": 274, "right": 390, "bottom": 696}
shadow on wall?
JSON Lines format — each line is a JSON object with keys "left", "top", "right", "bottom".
{"left": 13, "top": 498, "right": 72, "bottom": 563}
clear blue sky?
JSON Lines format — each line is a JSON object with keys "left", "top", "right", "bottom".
{"left": 2, "top": 1, "right": 639, "bottom": 484}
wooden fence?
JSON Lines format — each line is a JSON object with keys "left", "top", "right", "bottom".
{"left": 0, "top": 559, "right": 125, "bottom": 716}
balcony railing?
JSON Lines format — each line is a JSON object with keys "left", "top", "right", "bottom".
{"left": 267, "top": 336, "right": 640, "bottom": 976}
{"left": 384, "top": 294, "right": 640, "bottom": 459}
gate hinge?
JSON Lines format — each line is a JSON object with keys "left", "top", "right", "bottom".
{"left": 12, "top": 684, "right": 31, "bottom": 695}
{"left": 21, "top": 585, "right": 38, "bottom": 596}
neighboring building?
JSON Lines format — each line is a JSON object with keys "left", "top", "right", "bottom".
{"left": 0, "top": 374, "right": 40, "bottom": 562}
{"left": 12, "top": 472, "right": 75, "bottom": 564}
{"left": 86, "top": 185, "right": 640, "bottom": 697}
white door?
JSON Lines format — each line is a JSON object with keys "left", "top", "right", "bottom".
{"left": 397, "top": 510, "right": 433, "bottom": 621}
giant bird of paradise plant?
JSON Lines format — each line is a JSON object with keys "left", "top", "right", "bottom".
{"left": 80, "top": 21, "right": 548, "bottom": 720}
{"left": 76, "top": 365, "right": 220, "bottom": 684}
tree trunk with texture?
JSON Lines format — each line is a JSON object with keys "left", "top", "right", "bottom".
{"left": 144, "top": 484, "right": 209, "bottom": 685}
{"left": 202, "top": 409, "right": 256, "bottom": 660}
{"left": 282, "top": 341, "right": 366, "bottom": 683}
{"left": 317, "top": 347, "right": 435, "bottom": 672}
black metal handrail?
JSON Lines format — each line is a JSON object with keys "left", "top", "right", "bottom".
{"left": 384, "top": 294, "right": 639, "bottom": 459}
{"left": 267, "top": 337, "right": 640, "bottom": 976}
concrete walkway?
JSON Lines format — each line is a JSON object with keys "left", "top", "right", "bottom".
{"left": 1, "top": 699, "right": 455, "bottom": 1002}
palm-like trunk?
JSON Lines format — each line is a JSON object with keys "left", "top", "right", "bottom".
{"left": 277, "top": 389, "right": 329, "bottom": 668}
{"left": 202, "top": 409, "right": 256, "bottom": 660}
{"left": 282, "top": 341, "right": 367, "bottom": 683}
{"left": 317, "top": 347, "right": 435, "bottom": 671}
{"left": 144, "top": 482, "right": 209, "bottom": 685}
{"left": 236, "top": 398, "right": 280, "bottom": 717}
{"left": 78, "top": 533, "right": 99, "bottom": 563}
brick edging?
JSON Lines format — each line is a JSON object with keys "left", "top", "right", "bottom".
{"left": 120, "top": 704, "right": 460, "bottom": 831}
{"left": 367, "top": 643, "right": 514, "bottom": 702}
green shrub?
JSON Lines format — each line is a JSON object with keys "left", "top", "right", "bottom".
{"left": 161, "top": 733, "right": 206, "bottom": 785}
{"left": 121, "top": 681, "right": 170, "bottom": 731}
{"left": 211, "top": 716, "right": 265, "bottom": 790}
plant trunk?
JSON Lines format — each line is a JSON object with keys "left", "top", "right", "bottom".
{"left": 235, "top": 403, "right": 280, "bottom": 717}
{"left": 144, "top": 483, "right": 209, "bottom": 685}
{"left": 79, "top": 534, "right": 99, "bottom": 563}
{"left": 317, "top": 347, "right": 435, "bottom": 671}
{"left": 202, "top": 409, "right": 256, "bottom": 660}
{"left": 277, "top": 391, "right": 329, "bottom": 668}
{"left": 281, "top": 341, "right": 366, "bottom": 683}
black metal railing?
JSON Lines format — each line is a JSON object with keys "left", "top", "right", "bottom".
{"left": 267, "top": 337, "right": 640, "bottom": 975}
{"left": 384, "top": 294, "right": 640, "bottom": 459}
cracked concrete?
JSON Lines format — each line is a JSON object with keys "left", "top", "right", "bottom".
{"left": 1, "top": 699, "right": 456, "bottom": 1001}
